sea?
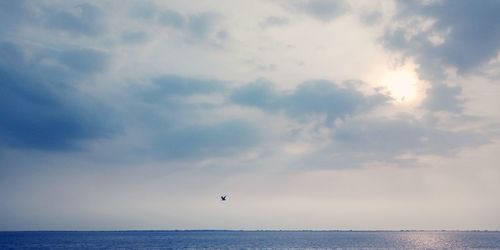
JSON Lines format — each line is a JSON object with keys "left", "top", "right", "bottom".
{"left": 1, "top": 230, "right": 499, "bottom": 249}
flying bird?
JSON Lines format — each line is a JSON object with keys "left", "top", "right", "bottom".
{"left": 220, "top": 195, "right": 227, "bottom": 201}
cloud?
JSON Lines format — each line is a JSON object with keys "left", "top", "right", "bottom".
{"left": 0, "top": 1, "right": 29, "bottom": 35}
{"left": 231, "top": 79, "right": 388, "bottom": 124}
{"left": 0, "top": 1, "right": 105, "bottom": 37}
{"left": 230, "top": 80, "right": 279, "bottom": 110}
{"left": 134, "top": 75, "right": 225, "bottom": 108}
{"left": 185, "top": 12, "right": 220, "bottom": 40}
{"left": 134, "top": 5, "right": 225, "bottom": 43}
{"left": 58, "top": 49, "right": 108, "bottom": 74}
{"left": 0, "top": 42, "right": 113, "bottom": 151}
{"left": 381, "top": 0, "right": 500, "bottom": 115}
{"left": 0, "top": 16, "right": 257, "bottom": 158}
{"left": 158, "top": 9, "right": 185, "bottom": 28}
{"left": 289, "top": 0, "right": 350, "bottom": 22}
{"left": 1, "top": 70, "right": 262, "bottom": 160}
{"left": 0, "top": 41, "right": 261, "bottom": 157}
{"left": 41, "top": 3, "right": 104, "bottom": 36}
{"left": 358, "top": 11, "right": 382, "bottom": 26}
{"left": 260, "top": 16, "right": 290, "bottom": 28}
{"left": 296, "top": 115, "right": 489, "bottom": 168}
{"left": 121, "top": 31, "right": 147, "bottom": 44}
{"left": 383, "top": 0, "right": 500, "bottom": 74}
{"left": 140, "top": 75, "right": 225, "bottom": 98}
{"left": 1, "top": 0, "right": 492, "bottom": 164}
{"left": 111, "top": 74, "right": 263, "bottom": 160}
{"left": 151, "top": 120, "right": 261, "bottom": 159}
{"left": 333, "top": 116, "right": 486, "bottom": 157}
{"left": 422, "top": 84, "right": 464, "bottom": 113}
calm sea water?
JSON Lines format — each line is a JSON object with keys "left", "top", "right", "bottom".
{"left": 1, "top": 231, "right": 499, "bottom": 249}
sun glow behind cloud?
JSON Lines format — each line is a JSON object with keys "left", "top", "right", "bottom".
{"left": 378, "top": 66, "right": 424, "bottom": 104}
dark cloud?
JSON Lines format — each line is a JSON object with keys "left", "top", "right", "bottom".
{"left": 0, "top": 39, "right": 260, "bottom": 158}
{"left": 290, "top": 0, "right": 350, "bottom": 22}
{"left": 231, "top": 79, "right": 388, "bottom": 123}
{"left": 116, "top": 75, "right": 262, "bottom": 160}
{"left": 0, "top": 42, "right": 113, "bottom": 151}
{"left": 383, "top": 0, "right": 500, "bottom": 73}
{"left": 382, "top": 0, "right": 500, "bottom": 113}
{"left": 0, "top": 17, "right": 257, "bottom": 157}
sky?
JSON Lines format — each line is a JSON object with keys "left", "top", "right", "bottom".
{"left": 1, "top": 0, "right": 500, "bottom": 231}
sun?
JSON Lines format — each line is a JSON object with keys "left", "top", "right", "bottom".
{"left": 379, "top": 69, "right": 419, "bottom": 102}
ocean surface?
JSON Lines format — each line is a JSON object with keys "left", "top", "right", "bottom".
{"left": 1, "top": 230, "right": 499, "bottom": 249}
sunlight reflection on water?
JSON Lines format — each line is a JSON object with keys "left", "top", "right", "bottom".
{"left": 395, "top": 231, "right": 457, "bottom": 249}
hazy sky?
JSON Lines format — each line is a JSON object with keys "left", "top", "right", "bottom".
{"left": 1, "top": 0, "right": 500, "bottom": 230}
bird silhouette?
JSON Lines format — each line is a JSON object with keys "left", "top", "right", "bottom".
{"left": 220, "top": 195, "right": 227, "bottom": 201}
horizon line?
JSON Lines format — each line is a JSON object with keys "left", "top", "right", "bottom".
{"left": 1, "top": 229, "right": 499, "bottom": 233}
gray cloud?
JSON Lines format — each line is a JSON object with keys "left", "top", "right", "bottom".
{"left": 384, "top": 0, "right": 500, "bottom": 72}
{"left": 0, "top": 1, "right": 30, "bottom": 35}
{"left": 0, "top": 40, "right": 261, "bottom": 158}
{"left": 290, "top": 0, "right": 350, "bottom": 22}
{"left": 382, "top": 0, "right": 500, "bottom": 114}
{"left": 185, "top": 12, "right": 220, "bottom": 40}
{"left": 358, "top": 11, "right": 382, "bottom": 26}
{"left": 0, "top": 1, "right": 105, "bottom": 37}
{"left": 423, "top": 84, "right": 464, "bottom": 113}
{"left": 333, "top": 116, "right": 486, "bottom": 157}
{"left": 145, "top": 75, "right": 224, "bottom": 98}
{"left": 121, "top": 31, "right": 147, "bottom": 44}
{"left": 231, "top": 79, "right": 389, "bottom": 124}
{"left": 58, "top": 48, "right": 108, "bottom": 74}
{"left": 0, "top": 42, "right": 113, "bottom": 151}
{"left": 151, "top": 120, "right": 261, "bottom": 159}
{"left": 41, "top": 3, "right": 104, "bottom": 36}
{"left": 158, "top": 9, "right": 185, "bottom": 28}
{"left": 134, "top": 5, "right": 225, "bottom": 43}
{"left": 113, "top": 75, "right": 262, "bottom": 160}
{"left": 297, "top": 115, "right": 489, "bottom": 169}
{"left": 4, "top": 2, "right": 96, "bottom": 41}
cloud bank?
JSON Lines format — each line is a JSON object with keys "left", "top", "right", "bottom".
{"left": 1, "top": 0, "right": 499, "bottom": 230}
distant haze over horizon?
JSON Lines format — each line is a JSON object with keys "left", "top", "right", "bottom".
{"left": 1, "top": 0, "right": 500, "bottom": 231}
